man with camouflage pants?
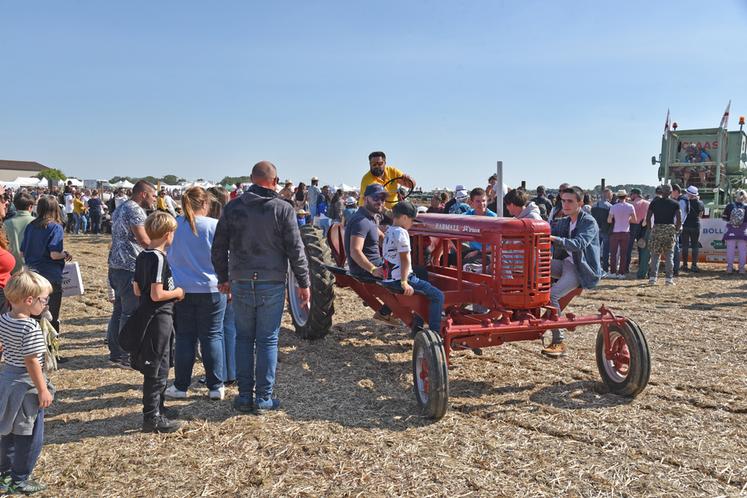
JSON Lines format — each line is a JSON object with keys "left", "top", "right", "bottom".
{"left": 645, "top": 184, "right": 682, "bottom": 286}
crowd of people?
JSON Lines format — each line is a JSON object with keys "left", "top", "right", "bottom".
{"left": 0, "top": 151, "right": 744, "bottom": 493}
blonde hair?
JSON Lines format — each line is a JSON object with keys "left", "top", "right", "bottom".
{"left": 4, "top": 269, "right": 53, "bottom": 304}
{"left": 181, "top": 187, "right": 209, "bottom": 235}
{"left": 144, "top": 211, "right": 178, "bottom": 240}
{"left": 735, "top": 190, "right": 747, "bottom": 203}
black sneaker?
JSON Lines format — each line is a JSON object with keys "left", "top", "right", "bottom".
{"left": 11, "top": 478, "right": 47, "bottom": 495}
{"left": 142, "top": 415, "right": 182, "bottom": 433}
{"left": 680, "top": 265, "right": 689, "bottom": 272}
{"left": 691, "top": 265, "right": 700, "bottom": 273}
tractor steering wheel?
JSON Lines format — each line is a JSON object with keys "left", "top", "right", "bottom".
{"left": 381, "top": 176, "right": 415, "bottom": 204}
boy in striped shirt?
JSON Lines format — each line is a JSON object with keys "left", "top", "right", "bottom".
{"left": 0, "top": 270, "right": 54, "bottom": 495}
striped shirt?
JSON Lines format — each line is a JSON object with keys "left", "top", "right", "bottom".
{"left": 0, "top": 313, "right": 45, "bottom": 368}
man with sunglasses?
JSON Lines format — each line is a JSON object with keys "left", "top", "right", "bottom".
{"left": 212, "top": 161, "right": 310, "bottom": 413}
{"left": 344, "top": 183, "right": 397, "bottom": 323}
{"left": 359, "top": 151, "right": 416, "bottom": 207}
{"left": 544, "top": 186, "right": 603, "bottom": 358}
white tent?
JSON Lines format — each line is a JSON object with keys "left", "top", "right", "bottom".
{"left": 335, "top": 183, "right": 357, "bottom": 192}
{"left": 114, "top": 180, "right": 134, "bottom": 188}
{"left": 11, "top": 176, "right": 44, "bottom": 187}
{"left": 66, "top": 178, "right": 84, "bottom": 187}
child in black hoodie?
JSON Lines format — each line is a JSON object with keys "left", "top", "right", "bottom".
{"left": 119, "top": 212, "right": 185, "bottom": 433}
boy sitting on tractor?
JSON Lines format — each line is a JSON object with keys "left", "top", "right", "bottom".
{"left": 382, "top": 201, "right": 445, "bottom": 333}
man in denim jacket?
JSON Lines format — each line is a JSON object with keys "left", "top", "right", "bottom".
{"left": 543, "top": 186, "right": 603, "bottom": 358}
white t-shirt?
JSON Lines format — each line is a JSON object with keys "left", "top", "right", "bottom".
{"left": 382, "top": 226, "right": 411, "bottom": 281}
{"left": 64, "top": 193, "right": 74, "bottom": 214}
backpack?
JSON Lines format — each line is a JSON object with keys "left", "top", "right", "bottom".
{"left": 729, "top": 204, "right": 745, "bottom": 228}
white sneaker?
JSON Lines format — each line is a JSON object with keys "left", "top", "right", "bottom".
{"left": 665, "top": 278, "right": 675, "bottom": 286}
{"left": 164, "top": 385, "right": 188, "bottom": 399}
{"left": 209, "top": 386, "right": 225, "bottom": 400}
{"left": 648, "top": 278, "right": 657, "bottom": 285}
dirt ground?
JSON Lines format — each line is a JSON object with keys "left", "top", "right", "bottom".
{"left": 32, "top": 235, "right": 747, "bottom": 497}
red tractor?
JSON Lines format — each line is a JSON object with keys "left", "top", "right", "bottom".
{"left": 287, "top": 214, "right": 650, "bottom": 420}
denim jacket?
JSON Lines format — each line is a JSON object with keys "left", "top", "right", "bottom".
{"left": 551, "top": 210, "right": 602, "bottom": 289}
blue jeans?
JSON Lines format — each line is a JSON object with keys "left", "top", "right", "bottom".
{"left": 223, "top": 301, "right": 237, "bottom": 382}
{"left": 627, "top": 223, "right": 643, "bottom": 268}
{"left": 384, "top": 275, "right": 444, "bottom": 331}
{"left": 232, "top": 281, "right": 285, "bottom": 402}
{"left": 73, "top": 212, "right": 88, "bottom": 234}
{"left": 598, "top": 231, "right": 610, "bottom": 272}
{"left": 174, "top": 292, "right": 227, "bottom": 391}
{"left": 0, "top": 408, "right": 44, "bottom": 482}
{"left": 107, "top": 268, "right": 138, "bottom": 362}
{"left": 673, "top": 233, "right": 681, "bottom": 272}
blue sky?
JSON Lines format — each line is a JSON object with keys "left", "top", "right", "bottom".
{"left": 2, "top": 0, "right": 746, "bottom": 189}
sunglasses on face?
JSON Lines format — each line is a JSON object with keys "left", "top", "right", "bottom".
{"left": 36, "top": 296, "right": 50, "bottom": 305}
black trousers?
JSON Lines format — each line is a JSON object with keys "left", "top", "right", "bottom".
{"left": 681, "top": 227, "right": 700, "bottom": 265}
{"left": 142, "top": 349, "right": 170, "bottom": 419}
{"left": 48, "top": 281, "right": 63, "bottom": 334}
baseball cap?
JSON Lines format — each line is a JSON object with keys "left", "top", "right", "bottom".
{"left": 392, "top": 201, "right": 420, "bottom": 220}
{"left": 364, "top": 183, "right": 387, "bottom": 198}
{"left": 630, "top": 188, "right": 641, "bottom": 195}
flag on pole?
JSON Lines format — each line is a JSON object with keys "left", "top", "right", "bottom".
{"left": 663, "top": 109, "right": 670, "bottom": 139}
{"left": 719, "top": 100, "right": 731, "bottom": 129}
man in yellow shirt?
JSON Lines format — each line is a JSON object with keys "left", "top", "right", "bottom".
{"left": 358, "top": 151, "right": 416, "bottom": 206}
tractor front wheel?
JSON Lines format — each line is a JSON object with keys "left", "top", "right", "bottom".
{"left": 412, "top": 329, "right": 449, "bottom": 419}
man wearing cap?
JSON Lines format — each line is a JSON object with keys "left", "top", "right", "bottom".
{"left": 444, "top": 185, "right": 465, "bottom": 214}
{"left": 645, "top": 184, "right": 682, "bottom": 285}
{"left": 448, "top": 188, "right": 471, "bottom": 214}
{"left": 680, "top": 186, "right": 704, "bottom": 272}
{"left": 342, "top": 196, "right": 358, "bottom": 226}
{"left": 308, "top": 177, "right": 321, "bottom": 221}
{"left": 359, "top": 151, "right": 416, "bottom": 207}
{"left": 626, "top": 188, "right": 649, "bottom": 275}
{"left": 607, "top": 190, "right": 637, "bottom": 278}
{"left": 344, "top": 184, "right": 396, "bottom": 322}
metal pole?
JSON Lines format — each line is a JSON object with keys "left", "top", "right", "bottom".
{"left": 520, "top": 180, "right": 526, "bottom": 190}
{"left": 601, "top": 178, "right": 606, "bottom": 192}
{"left": 496, "top": 161, "right": 504, "bottom": 217}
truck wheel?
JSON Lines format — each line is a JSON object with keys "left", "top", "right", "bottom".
{"left": 595, "top": 318, "right": 650, "bottom": 397}
{"left": 412, "top": 329, "right": 449, "bottom": 419}
{"left": 288, "top": 225, "right": 335, "bottom": 340}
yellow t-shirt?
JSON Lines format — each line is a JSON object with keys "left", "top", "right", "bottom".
{"left": 73, "top": 198, "right": 86, "bottom": 214}
{"left": 359, "top": 165, "right": 404, "bottom": 206}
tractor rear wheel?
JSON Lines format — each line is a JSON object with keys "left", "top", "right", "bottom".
{"left": 595, "top": 318, "right": 650, "bottom": 397}
{"left": 288, "top": 224, "right": 335, "bottom": 340}
{"left": 412, "top": 329, "right": 449, "bottom": 419}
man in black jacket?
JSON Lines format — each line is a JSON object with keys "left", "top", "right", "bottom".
{"left": 212, "top": 161, "right": 310, "bottom": 413}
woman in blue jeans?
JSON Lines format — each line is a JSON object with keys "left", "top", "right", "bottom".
{"left": 207, "top": 186, "right": 236, "bottom": 384}
{"left": 165, "top": 187, "right": 226, "bottom": 401}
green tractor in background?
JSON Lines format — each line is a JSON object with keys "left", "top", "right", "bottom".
{"left": 653, "top": 112, "right": 746, "bottom": 217}
{"left": 652, "top": 108, "right": 747, "bottom": 261}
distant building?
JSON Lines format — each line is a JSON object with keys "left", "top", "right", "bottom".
{"left": 0, "top": 160, "right": 49, "bottom": 182}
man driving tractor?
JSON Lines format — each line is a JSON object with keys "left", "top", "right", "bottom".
{"left": 359, "top": 151, "right": 416, "bottom": 206}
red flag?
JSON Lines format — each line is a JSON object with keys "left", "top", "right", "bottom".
{"left": 719, "top": 100, "right": 731, "bottom": 129}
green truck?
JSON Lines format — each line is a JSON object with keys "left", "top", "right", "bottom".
{"left": 653, "top": 114, "right": 747, "bottom": 217}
